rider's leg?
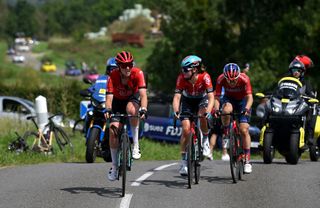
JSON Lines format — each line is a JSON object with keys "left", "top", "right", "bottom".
{"left": 240, "top": 122, "right": 252, "bottom": 173}
{"left": 127, "top": 101, "right": 141, "bottom": 159}
{"left": 108, "top": 122, "right": 120, "bottom": 181}
{"left": 199, "top": 107, "right": 211, "bottom": 157}
{"left": 179, "top": 119, "right": 191, "bottom": 175}
{"left": 221, "top": 103, "right": 233, "bottom": 134}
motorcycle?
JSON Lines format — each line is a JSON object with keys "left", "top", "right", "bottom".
{"left": 256, "top": 76, "right": 319, "bottom": 164}
{"left": 80, "top": 75, "right": 111, "bottom": 163}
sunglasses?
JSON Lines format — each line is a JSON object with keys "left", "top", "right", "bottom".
{"left": 181, "top": 67, "right": 193, "bottom": 73}
{"left": 290, "top": 68, "right": 302, "bottom": 73}
{"left": 118, "top": 63, "right": 133, "bottom": 69}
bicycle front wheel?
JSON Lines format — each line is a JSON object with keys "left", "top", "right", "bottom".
{"left": 228, "top": 135, "right": 238, "bottom": 183}
{"left": 120, "top": 133, "right": 129, "bottom": 197}
{"left": 54, "top": 127, "right": 73, "bottom": 154}
{"left": 187, "top": 133, "right": 194, "bottom": 189}
{"left": 194, "top": 129, "right": 201, "bottom": 184}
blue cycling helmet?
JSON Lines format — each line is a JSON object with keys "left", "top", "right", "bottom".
{"left": 181, "top": 55, "right": 202, "bottom": 70}
{"left": 105, "top": 57, "right": 117, "bottom": 74}
{"left": 223, "top": 63, "right": 240, "bottom": 81}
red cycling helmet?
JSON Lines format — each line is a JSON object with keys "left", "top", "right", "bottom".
{"left": 115, "top": 51, "right": 134, "bottom": 64}
{"left": 294, "top": 55, "right": 313, "bottom": 69}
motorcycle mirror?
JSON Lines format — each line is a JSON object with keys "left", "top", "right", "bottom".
{"left": 255, "top": 93, "right": 265, "bottom": 98}
{"left": 308, "top": 98, "right": 319, "bottom": 104}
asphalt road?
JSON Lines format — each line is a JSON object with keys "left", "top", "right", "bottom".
{"left": 0, "top": 159, "right": 319, "bottom": 208}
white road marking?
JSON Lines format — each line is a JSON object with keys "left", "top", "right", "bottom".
{"left": 120, "top": 193, "right": 133, "bottom": 208}
{"left": 131, "top": 162, "right": 177, "bottom": 186}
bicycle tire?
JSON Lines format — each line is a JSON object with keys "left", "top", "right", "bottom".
{"left": 121, "top": 133, "right": 128, "bottom": 197}
{"left": 236, "top": 135, "right": 244, "bottom": 180}
{"left": 194, "top": 128, "right": 201, "bottom": 184}
{"left": 72, "top": 119, "right": 85, "bottom": 135}
{"left": 54, "top": 127, "right": 73, "bottom": 154}
{"left": 228, "top": 134, "right": 238, "bottom": 183}
{"left": 187, "top": 133, "right": 193, "bottom": 189}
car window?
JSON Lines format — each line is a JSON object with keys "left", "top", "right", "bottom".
{"left": 148, "top": 103, "right": 170, "bottom": 117}
{"left": 3, "top": 99, "right": 31, "bottom": 115}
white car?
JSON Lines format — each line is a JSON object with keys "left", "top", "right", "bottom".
{"left": 0, "top": 96, "right": 70, "bottom": 127}
{"left": 15, "top": 44, "right": 30, "bottom": 52}
{"left": 12, "top": 54, "right": 25, "bottom": 63}
{"left": 0, "top": 96, "right": 36, "bottom": 121}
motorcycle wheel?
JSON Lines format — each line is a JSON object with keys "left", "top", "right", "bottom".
{"left": 263, "top": 131, "right": 275, "bottom": 164}
{"left": 309, "top": 144, "right": 319, "bottom": 161}
{"left": 86, "top": 127, "right": 100, "bottom": 163}
{"left": 285, "top": 133, "right": 300, "bottom": 164}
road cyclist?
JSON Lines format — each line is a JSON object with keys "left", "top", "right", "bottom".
{"left": 214, "top": 63, "right": 253, "bottom": 174}
{"left": 172, "top": 55, "right": 214, "bottom": 176}
{"left": 105, "top": 51, "right": 148, "bottom": 181}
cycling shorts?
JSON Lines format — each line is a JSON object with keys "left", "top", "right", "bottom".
{"left": 111, "top": 93, "right": 140, "bottom": 122}
{"left": 220, "top": 96, "right": 251, "bottom": 123}
{"left": 180, "top": 95, "right": 208, "bottom": 120}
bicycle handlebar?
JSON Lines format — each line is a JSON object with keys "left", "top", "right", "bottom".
{"left": 173, "top": 114, "right": 205, "bottom": 129}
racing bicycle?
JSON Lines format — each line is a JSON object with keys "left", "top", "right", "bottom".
{"left": 221, "top": 112, "right": 245, "bottom": 183}
{"left": 174, "top": 113, "right": 203, "bottom": 189}
{"left": 22, "top": 114, "right": 73, "bottom": 154}
{"left": 108, "top": 113, "right": 138, "bottom": 197}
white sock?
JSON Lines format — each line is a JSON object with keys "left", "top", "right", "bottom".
{"left": 131, "top": 125, "right": 139, "bottom": 146}
{"left": 110, "top": 148, "right": 118, "bottom": 168}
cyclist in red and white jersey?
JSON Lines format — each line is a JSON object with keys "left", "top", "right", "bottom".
{"left": 172, "top": 55, "right": 214, "bottom": 176}
{"left": 105, "top": 51, "right": 147, "bottom": 181}
{"left": 214, "top": 63, "right": 253, "bottom": 173}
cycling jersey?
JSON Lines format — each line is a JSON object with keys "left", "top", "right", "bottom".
{"left": 215, "top": 73, "right": 252, "bottom": 100}
{"left": 106, "top": 67, "right": 146, "bottom": 100}
{"left": 175, "top": 72, "right": 214, "bottom": 98}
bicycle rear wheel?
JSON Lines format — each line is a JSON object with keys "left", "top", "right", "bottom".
{"left": 120, "top": 133, "right": 129, "bottom": 197}
{"left": 187, "top": 133, "right": 194, "bottom": 189}
{"left": 54, "top": 127, "right": 73, "bottom": 154}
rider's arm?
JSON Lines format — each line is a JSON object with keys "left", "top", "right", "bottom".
{"left": 172, "top": 93, "right": 181, "bottom": 113}
{"left": 244, "top": 94, "right": 253, "bottom": 110}
{"left": 214, "top": 76, "right": 223, "bottom": 111}
{"left": 139, "top": 88, "right": 148, "bottom": 109}
{"left": 106, "top": 94, "right": 113, "bottom": 110}
{"left": 105, "top": 76, "right": 113, "bottom": 110}
{"left": 207, "top": 92, "right": 214, "bottom": 113}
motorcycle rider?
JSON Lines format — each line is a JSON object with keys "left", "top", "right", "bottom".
{"left": 105, "top": 57, "right": 117, "bottom": 75}
{"left": 288, "top": 55, "right": 317, "bottom": 149}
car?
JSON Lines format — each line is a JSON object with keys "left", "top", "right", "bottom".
{"left": 7, "top": 48, "right": 16, "bottom": 55}
{"left": 41, "top": 61, "right": 57, "bottom": 72}
{"left": 65, "top": 68, "right": 82, "bottom": 76}
{"left": 0, "top": 96, "right": 67, "bottom": 127}
{"left": 65, "top": 60, "right": 82, "bottom": 76}
{"left": 12, "top": 54, "right": 25, "bottom": 63}
{"left": 15, "top": 44, "right": 30, "bottom": 52}
{"left": 144, "top": 98, "right": 260, "bottom": 149}
{"left": 0, "top": 96, "right": 36, "bottom": 121}
{"left": 82, "top": 70, "right": 100, "bottom": 83}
